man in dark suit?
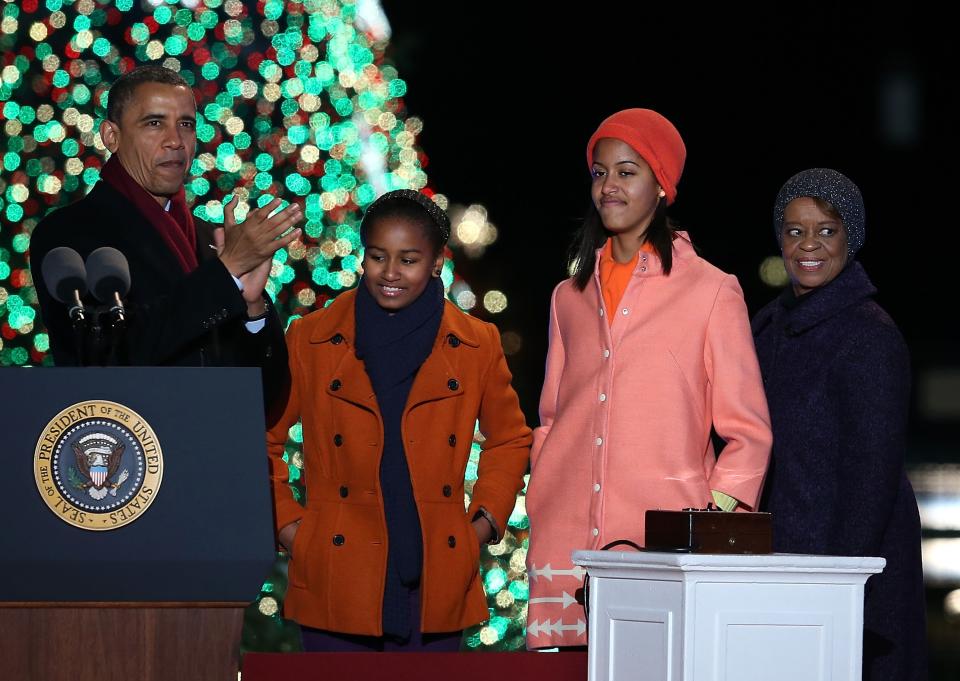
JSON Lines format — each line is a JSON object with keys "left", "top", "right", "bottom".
{"left": 30, "top": 65, "right": 301, "bottom": 403}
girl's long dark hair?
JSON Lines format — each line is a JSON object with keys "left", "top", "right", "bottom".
{"left": 568, "top": 199, "right": 677, "bottom": 291}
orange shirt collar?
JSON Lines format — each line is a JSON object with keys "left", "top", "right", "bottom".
{"left": 598, "top": 238, "right": 652, "bottom": 325}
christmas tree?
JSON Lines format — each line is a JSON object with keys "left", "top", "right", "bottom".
{"left": 0, "top": 0, "right": 530, "bottom": 652}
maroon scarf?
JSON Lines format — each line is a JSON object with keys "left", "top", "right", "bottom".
{"left": 100, "top": 155, "right": 199, "bottom": 272}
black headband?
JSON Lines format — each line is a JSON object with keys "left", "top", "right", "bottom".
{"left": 362, "top": 189, "right": 451, "bottom": 245}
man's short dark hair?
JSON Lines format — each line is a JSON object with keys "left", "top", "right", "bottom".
{"left": 106, "top": 65, "right": 191, "bottom": 124}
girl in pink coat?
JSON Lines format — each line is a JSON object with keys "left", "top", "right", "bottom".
{"left": 525, "top": 109, "right": 772, "bottom": 649}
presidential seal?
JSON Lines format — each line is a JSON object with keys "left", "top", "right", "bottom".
{"left": 34, "top": 400, "right": 163, "bottom": 531}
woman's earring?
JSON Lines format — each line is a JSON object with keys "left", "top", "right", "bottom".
{"left": 657, "top": 187, "right": 666, "bottom": 199}
{"left": 434, "top": 268, "right": 442, "bottom": 277}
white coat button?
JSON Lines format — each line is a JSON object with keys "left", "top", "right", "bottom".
{"left": 599, "top": 308, "right": 604, "bottom": 317}
{"left": 595, "top": 437, "right": 603, "bottom": 446}
{"left": 622, "top": 308, "right": 629, "bottom": 315}
{"left": 599, "top": 393, "right": 607, "bottom": 402}
{"left": 594, "top": 483, "right": 601, "bottom": 492}
{"left": 603, "top": 349, "right": 610, "bottom": 358}
{"left": 640, "top": 266, "right": 647, "bottom": 272}
{"left": 592, "top": 528, "right": 600, "bottom": 537}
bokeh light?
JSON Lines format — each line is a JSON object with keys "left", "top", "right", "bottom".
{"left": 448, "top": 202, "right": 498, "bottom": 258}
{"left": 759, "top": 255, "right": 789, "bottom": 288}
{"left": 483, "top": 289, "right": 508, "bottom": 314}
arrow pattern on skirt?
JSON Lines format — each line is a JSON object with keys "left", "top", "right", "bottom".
{"left": 526, "top": 618, "right": 587, "bottom": 638}
{"left": 529, "top": 563, "right": 586, "bottom": 582}
{"left": 528, "top": 591, "right": 578, "bottom": 609}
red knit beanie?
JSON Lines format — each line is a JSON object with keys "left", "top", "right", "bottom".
{"left": 586, "top": 109, "right": 686, "bottom": 205}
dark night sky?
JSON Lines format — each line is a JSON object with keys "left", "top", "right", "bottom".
{"left": 381, "top": 3, "right": 959, "bottom": 448}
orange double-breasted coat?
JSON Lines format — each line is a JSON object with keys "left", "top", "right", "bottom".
{"left": 267, "top": 289, "right": 531, "bottom": 635}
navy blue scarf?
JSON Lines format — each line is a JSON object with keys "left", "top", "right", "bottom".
{"left": 354, "top": 276, "right": 444, "bottom": 639}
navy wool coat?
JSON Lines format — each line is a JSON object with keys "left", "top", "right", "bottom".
{"left": 752, "top": 261, "right": 926, "bottom": 681}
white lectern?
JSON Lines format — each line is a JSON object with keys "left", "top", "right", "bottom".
{"left": 572, "top": 551, "right": 884, "bottom": 681}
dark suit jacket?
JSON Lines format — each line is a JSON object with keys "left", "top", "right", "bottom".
{"left": 30, "top": 180, "right": 287, "bottom": 405}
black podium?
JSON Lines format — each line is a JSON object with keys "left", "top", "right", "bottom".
{"left": 0, "top": 367, "right": 277, "bottom": 681}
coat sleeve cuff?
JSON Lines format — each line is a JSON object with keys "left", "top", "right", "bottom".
{"left": 472, "top": 505, "right": 502, "bottom": 544}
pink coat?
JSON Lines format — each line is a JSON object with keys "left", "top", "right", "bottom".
{"left": 525, "top": 233, "right": 772, "bottom": 648}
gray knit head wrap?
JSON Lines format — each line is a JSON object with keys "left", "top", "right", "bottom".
{"left": 773, "top": 168, "right": 865, "bottom": 257}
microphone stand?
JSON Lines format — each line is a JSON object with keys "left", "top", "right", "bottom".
{"left": 103, "top": 293, "right": 127, "bottom": 366}
{"left": 67, "top": 290, "right": 87, "bottom": 367}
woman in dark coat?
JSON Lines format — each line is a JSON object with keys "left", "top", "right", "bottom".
{"left": 753, "top": 168, "right": 927, "bottom": 681}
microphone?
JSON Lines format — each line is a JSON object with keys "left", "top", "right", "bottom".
{"left": 40, "top": 246, "right": 88, "bottom": 324}
{"left": 86, "top": 247, "right": 131, "bottom": 326}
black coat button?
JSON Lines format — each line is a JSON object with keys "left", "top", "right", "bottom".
{"left": 447, "top": 334, "right": 461, "bottom": 347}
{"left": 447, "top": 378, "right": 459, "bottom": 391}
{"left": 331, "top": 333, "right": 343, "bottom": 345}
{"left": 339, "top": 486, "right": 349, "bottom": 498}
{"left": 442, "top": 485, "right": 452, "bottom": 497}
{"left": 334, "top": 434, "right": 343, "bottom": 446}
{"left": 447, "top": 535, "right": 456, "bottom": 548}
{"left": 333, "top": 534, "right": 345, "bottom": 546}
{"left": 330, "top": 379, "right": 341, "bottom": 391}
{"left": 448, "top": 434, "right": 456, "bottom": 446}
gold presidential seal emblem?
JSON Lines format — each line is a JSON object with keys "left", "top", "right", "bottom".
{"left": 34, "top": 400, "right": 163, "bottom": 531}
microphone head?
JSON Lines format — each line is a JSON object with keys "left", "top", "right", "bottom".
{"left": 40, "top": 246, "right": 87, "bottom": 304}
{"left": 85, "top": 247, "right": 131, "bottom": 302}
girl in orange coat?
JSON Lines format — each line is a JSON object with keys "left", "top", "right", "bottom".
{"left": 267, "top": 190, "right": 531, "bottom": 651}
{"left": 525, "top": 109, "right": 772, "bottom": 649}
